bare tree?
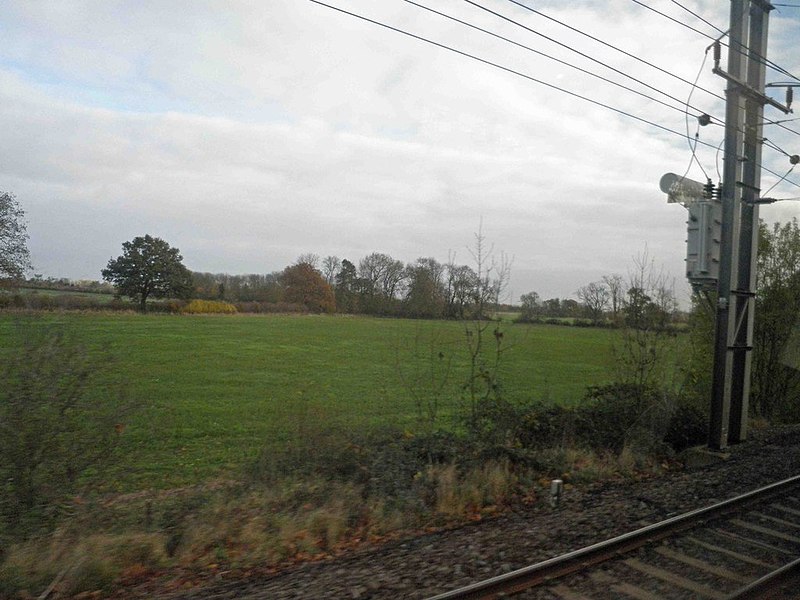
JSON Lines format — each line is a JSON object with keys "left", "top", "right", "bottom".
{"left": 321, "top": 255, "right": 341, "bottom": 285}
{"left": 444, "top": 262, "right": 477, "bottom": 319}
{"left": 602, "top": 273, "right": 624, "bottom": 320}
{"left": 577, "top": 281, "right": 610, "bottom": 324}
{"left": 615, "top": 249, "right": 679, "bottom": 391}
{"left": 358, "top": 252, "right": 407, "bottom": 314}
{"left": 358, "top": 253, "right": 406, "bottom": 297}
{"left": 467, "top": 226, "right": 512, "bottom": 318}
{"left": 461, "top": 226, "right": 513, "bottom": 419}
{"left": 395, "top": 325, "right": 453, "bottom": 429}
{"left": 295, "top": 253, "right": 320, "bottom": 269}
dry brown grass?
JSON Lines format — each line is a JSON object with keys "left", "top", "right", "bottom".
{"left": 0, "top": 532, "right": 168, "bottom": 598}
{"left": 429, "top": 460, "right": 518, "bottom": 517}
{"left": 0, "top": 447, "right": 666, "bottom": 598}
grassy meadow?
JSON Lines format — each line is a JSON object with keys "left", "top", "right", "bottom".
{"left": 17, "top": 287, "right": 117, "bottom": 303}
{"left": 0, "top": 313, "right": 616, "bottom": 492}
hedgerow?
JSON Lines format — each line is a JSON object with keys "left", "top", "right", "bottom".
{"left": 180, "top": 299, "right": 237, "bottom": 314}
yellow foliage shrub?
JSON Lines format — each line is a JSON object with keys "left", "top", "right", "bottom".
{"left": 181, "top": 299, "right": 237, "bottom": 314}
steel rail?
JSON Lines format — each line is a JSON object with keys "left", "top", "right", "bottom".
{"left": 426, "top": 474, "right": 800, "bottom": 600}
{"left": 726, "top": 556, "right": 800, "bottom": 599}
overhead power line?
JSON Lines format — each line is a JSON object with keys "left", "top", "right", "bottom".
{"left": 763, "top": 138, "right": 793, "bottom": 158}
{"left": 501, "top": 0, "right": 725, "bottom": 102}
{"left": 439, "top": 0, "right": 800, "bottom": 144}
{"left": 409, "top": 0, "right": 719, "bottom": 122}
{"left": 309, "top": 1, "right": 800, "bottom": 190}
{"left": 762, "top": 165, "right": 798, "bottom": 195}
{"left": 419, "top": 0, "right": 797, "bottom": 177}
{"left": 629, "top": 0, "right": 800, "bottom": 84}
{"left": 762, "top": 164, "right": 800, "bottom": 190}
{"left": 631, "top": 0, "right": 720, "bottom": 39}
{"left": 763, "top": 117, "right": 800, "bottom": 137}
{"left": 670, "top": 0, "right": 727, "bottom": 36}
{"left": 309, "top": 0, "right": 721, "bottom": 151}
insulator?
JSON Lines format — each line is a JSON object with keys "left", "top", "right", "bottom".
{"left": 704, "top": 179, "right": 715, "bottom": 199}
{"left": 714, "top": 41, "right": 721, "bottom": 67}
{"left": 788, "top": 88, "right": 794, "bottom": 110}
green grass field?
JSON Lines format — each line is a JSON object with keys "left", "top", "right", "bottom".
{"left": 15, "top": 287, "right": 117, "bottom": 302}
{"left": 0, "top": 313, "right": 616, "bottom": 492}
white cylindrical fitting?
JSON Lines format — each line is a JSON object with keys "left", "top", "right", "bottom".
{"left": 550, "top": 479, "right": 564, "bottom": 508}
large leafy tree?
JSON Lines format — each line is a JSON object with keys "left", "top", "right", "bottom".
{"left": 0, "top": 191, "right": 32, "bottom": 280}
{"left": 280, "top": 261, "right": 335, "bottom": 313}
{"left": 102, "top": 235, "right": 193, "bottom": 312}
{"left": 334, "top": 259, "right": 359, "bottom": 313}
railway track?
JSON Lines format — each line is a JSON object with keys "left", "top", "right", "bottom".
{"left": 427, "top": 475, "right": 800, "bottom": 599}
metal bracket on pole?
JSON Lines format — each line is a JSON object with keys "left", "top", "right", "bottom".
{"left": 712, "top": 68, "right": 792, "bottom": 113}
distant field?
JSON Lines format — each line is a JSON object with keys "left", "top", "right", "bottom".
{"left": 13, "top": 287, "right": 117, "bottom": 303}
{"left": 0, "top": 313, "right": 615, "bottom": 491}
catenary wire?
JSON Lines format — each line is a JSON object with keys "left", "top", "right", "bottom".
{"left": 706, "top": 114, "right": 800, "bottom": 141}
{"left": 764, "top": 116, "right": 800, "bottom": 126}
{"left": 762, "top": 164, "right": 800, "bottom": 190}
{"left": 414, "top": 0, "right": 720, "bottom": 121}
{"left": 488, "top": 0, "right": 800, "bottom": 139}
{"left": 500, "top": 0, "right": 800, "bottom": 139}
{"left": 309, "top": 0, "right": 721, "bottom": 150}
{"left": 420, "top": 0, "right": 792, "bottom": 175}
{"left": 764, "top": 117, "right": 800, "bottom": 138}
{"left": 670, "top": 0, "right": 727, "bottom": 36}
{"left": 763, "top": 138, "right": 793, "bottom": 158}
{"left": 630, "top": 0, "right": 800, "bottom": 84}
{"left": 631, "top": 0, "right": 718, "bottom": 39}
{"left": 309, "top": 1, "right": 800, "bottom": 190}
{"left": 402, "top": 0, "right": 696, "bottom": 118}
{"left": 502, "top": 0, "right": 725, "bottom": 102}
{"left": 762, "top": 165, "right": 798, "bottom": 195}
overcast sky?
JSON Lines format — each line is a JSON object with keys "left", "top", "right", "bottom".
{"left": 3, "top": 0, "right": 799, "bottom": 304}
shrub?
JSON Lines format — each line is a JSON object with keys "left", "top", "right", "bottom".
{"left": 574, "top": 384, "right": 672, "bottom": 452}
{"left": 233, "top": 301, "right": 307, "bottom": 314}
{"left": 181, "top": 299, "right": 237, "bottom": 314}
{"left": 0, "top": 292, "right": 138, "bottom": 312}
{"left": 664, "top": 400, "right": 708, "bottom": 451}
{"left": 0, "top": 321, "right": 132, "bottom": 538}
{"left": 142, "top": 299, "right": 184, "bottom": 314}
{"left": 515, "top": 404, "right": 576, "bottom": 449}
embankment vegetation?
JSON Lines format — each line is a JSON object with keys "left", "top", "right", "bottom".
{"left": 0, "top": 309, "right": 708, "bottom": 598}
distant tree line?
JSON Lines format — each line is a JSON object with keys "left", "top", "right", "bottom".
{"left": 517, "top": 272, "right": 680, "bottom": 328}
{"left": 23, "top": 275, "right": 115, "bottom": 294}
{"left": 191, "top": 251, "right": 508, "bottom": 319}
